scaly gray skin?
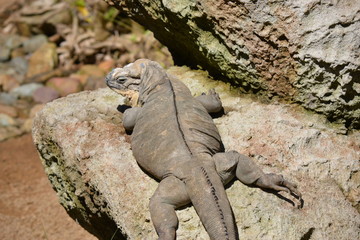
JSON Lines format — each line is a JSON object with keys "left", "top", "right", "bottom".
{"left": 105, "top": 59, "right": 302, "bottom": 240}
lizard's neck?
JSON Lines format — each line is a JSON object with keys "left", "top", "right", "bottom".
{"left": 138, "top": 65, "right": 169, "bottom": 105}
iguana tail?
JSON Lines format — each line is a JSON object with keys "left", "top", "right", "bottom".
{"left": 183, "top": 163, "right": 237, "bottom": 240}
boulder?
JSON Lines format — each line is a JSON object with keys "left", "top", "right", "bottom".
{"left": 32, "top": 67, "right": 359, "bottom": 240}
{"left": 105, "top": 0, "right": 360, "bottom": 129}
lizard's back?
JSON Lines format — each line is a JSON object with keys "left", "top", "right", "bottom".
{"left": 131, "top": 78, "right": 224, "bottom": 179}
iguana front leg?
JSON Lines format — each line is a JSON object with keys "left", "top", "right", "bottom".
{"left": 196, "top": 89, "right": 223, "bottom": 113}
{"left": 214, "top": 151, "right": 302, "bottom": 205}
{"left": 123, "top": 107, "right": 142, "bottom": 131}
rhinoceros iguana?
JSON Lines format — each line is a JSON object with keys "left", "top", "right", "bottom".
{"left": 105, "top": 59, "right": 302, "bottom": 240}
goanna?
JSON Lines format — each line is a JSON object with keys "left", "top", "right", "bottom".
{"left": 105, "top": 59, "right": 302, "bottom": 240}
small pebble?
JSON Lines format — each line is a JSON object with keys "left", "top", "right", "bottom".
{"left": 10, "top": 57, "right": 28, "bottom": 77}
{"left": 0, "top": 47, "right": 11, "bottom": 62}
{"left": 46, "top": 77, "right": 82, "bottom": 97}
{"left": 0, "top": 113, "right": 16, "bottom": 127}
{"left": 33, "top": 86, "right": 60, "bottom": 103}
{"left": 23, "top": 34, "right": 48, "bottom": 53}
{"left": 0, "top": 74, "right": 19, "bottom": 92}
{"left": 0, "top": 104, "right": 18, "bottom": 118}
{"left": 10, "top": 83, "right": 43, "bottom": 99}
{"left": 0, "top": 92, "right": 17, "bottom": 105}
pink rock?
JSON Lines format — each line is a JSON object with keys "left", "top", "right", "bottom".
{"left": 46, "top": 77, "right": 83, "bottom": 97}
{"left": 33, "top": 86, "right": 60, "bottom": 103}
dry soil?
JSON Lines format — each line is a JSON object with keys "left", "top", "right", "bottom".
{"left": 0, "top": 134, "right": 97, "bottom": 240}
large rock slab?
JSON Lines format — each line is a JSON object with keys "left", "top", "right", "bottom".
{"left": 105, "top": 0, "right": 360, "bottom": 129}
{"left": 32, "top": 67, "right": 360, "bottom": 239}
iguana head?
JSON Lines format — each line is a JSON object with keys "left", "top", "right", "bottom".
{"left": 105, "top": 59, "right": 167, "bottom": 107}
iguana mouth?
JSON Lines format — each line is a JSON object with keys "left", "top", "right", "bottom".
{"left": 111, "top": 88, "right": 139, "bottom": 107}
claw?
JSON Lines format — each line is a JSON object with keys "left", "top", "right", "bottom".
{"left": 256, "top": 173, "right": 303, "bottom": 208}
{"left": 282, "top": 179, "right": 302, "bottom": 198}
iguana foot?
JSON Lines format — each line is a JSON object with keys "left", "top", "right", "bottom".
{"left": 196, "top": 88, "right": 223, "bottom": 113}
{"left": 255, "top": 173, "right": 303, "bottom": 208}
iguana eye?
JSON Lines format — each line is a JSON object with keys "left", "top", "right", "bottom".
{"left": 117, "top": 76, "right": 127, "bottom": 83}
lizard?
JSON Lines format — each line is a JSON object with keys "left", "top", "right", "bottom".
{"left": 105, "top": 59, "right": 302, "bottom": 240}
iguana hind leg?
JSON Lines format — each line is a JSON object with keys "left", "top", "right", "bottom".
{"left": 214, "top": 151, "right": 302, "bottom": 205}
{"left": 214, "top": 151, "right": 264, "bottom": 185}
{"left": 149, "top": 176, "right": 190, "bottom": 240}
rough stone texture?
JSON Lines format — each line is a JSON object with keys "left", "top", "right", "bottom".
{"left": 32, "top": 67, "right": 359, "bottom": 240}
{"left": 105, "top": 0, "right": 360, "bottom": 129}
